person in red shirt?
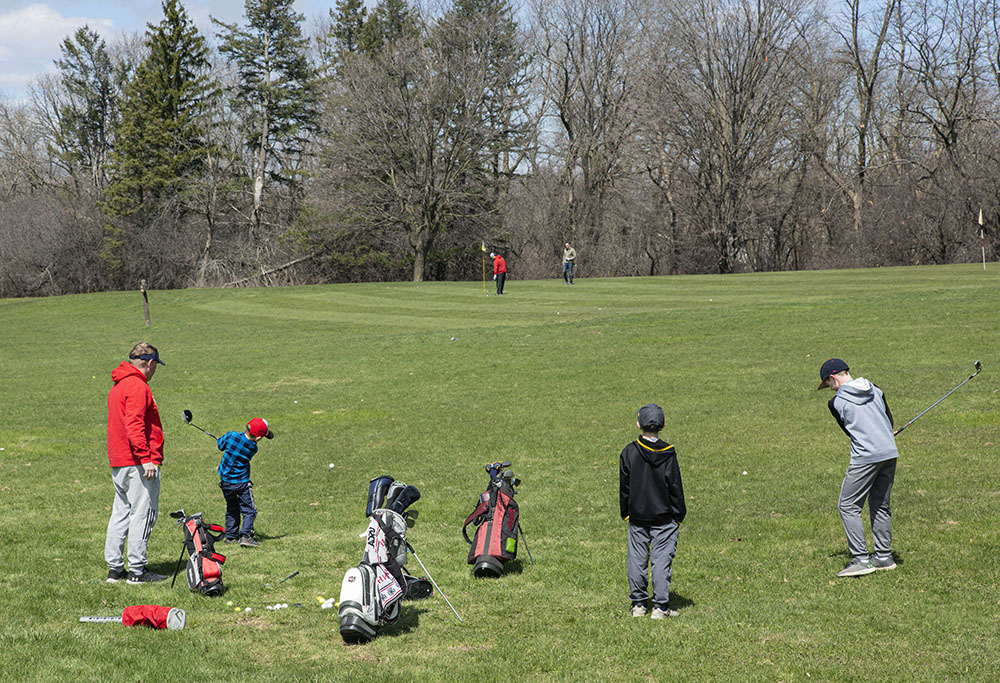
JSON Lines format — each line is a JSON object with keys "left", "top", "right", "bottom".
{"left": 104, "top": 342, "right": 168, "bottom": 584}
{"left": 491, "top": 251, "right": 507, "bottom": 295}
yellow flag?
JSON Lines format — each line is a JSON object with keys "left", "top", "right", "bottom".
{"left": 481, "top": 241, "right": 486, "bottom": 252}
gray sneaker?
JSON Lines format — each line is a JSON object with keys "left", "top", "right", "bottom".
{"left": 837, "top": 559, "right": 876, "bottom": 577}
{"left": 630, "top": 604, "right": 647, "bottom": 617}
{"left": 871, "top": 557, "right": 897, "bottom": 571}
{"left": 239, "top": 535, "right": 260, "bottom": 548}
{"left": 650, "top": 607, "right": 679, "bottom": 619}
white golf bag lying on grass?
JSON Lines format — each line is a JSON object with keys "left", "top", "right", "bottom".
{"left": 338, "top": 476, "right": 462, "bottom": 643}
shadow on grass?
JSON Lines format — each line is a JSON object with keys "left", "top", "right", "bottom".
{"left": 669, "top": 591, "right": 695, "bottom": 611}
{"left": 377, "top": 605, "right": 427, "bottom": 638}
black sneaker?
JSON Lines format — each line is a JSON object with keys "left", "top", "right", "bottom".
{"left": 107, "top": 567, "right": 126, "bottom": 583}
{"left": 239, "top": 535, "right": 260, "bottom": 547}
{"left": 127, "top": 569, "right": 168, "bottom": 584}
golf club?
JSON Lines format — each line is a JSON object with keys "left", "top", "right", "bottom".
{"left": 181, "top": 409, "right": 217, "bottom": 439}
{"left": 406, "top": 542, "right": 464, "bottom": 623}
{"left": 894, "top": 360, "right": 982, "bottom": 436}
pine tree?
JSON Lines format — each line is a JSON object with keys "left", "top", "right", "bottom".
{"left": 214, "top": 0, "right": 321, "bottom": 233}
{"left": 101, "top": 0, "right": 215, "bottom": 283}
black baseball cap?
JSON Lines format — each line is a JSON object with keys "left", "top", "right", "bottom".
{"left": 818, "top": 358, "right": 848, "bottom": 389}
{"left": 637, "top": 403, "right": 665, "bottom": 431}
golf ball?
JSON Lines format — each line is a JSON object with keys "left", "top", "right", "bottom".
{"left": 282, "top": 603, "right": 288, "bottom": 609}
{"left": 329, "top": 463, "right": 335, "bottom": 469}
{"left": 227, "top": 601, "right": 233, "bottom": 606}
{"left": 742, "top": 471, "right": 748, "bottom": 475}
{"left": 267, "top": 606, "right": 274, "bottom": 611}
{"left": 245, "top": 607, "right": 252, "bottom": 613}
{"left": 234, "top": 608, "right": 240, "bottom": 613}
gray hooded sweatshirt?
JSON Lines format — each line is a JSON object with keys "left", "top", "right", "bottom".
{"left": 828, "top": 378, "right": 898, "bottom": 465}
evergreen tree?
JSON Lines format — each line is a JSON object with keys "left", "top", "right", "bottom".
{"left": 359, "top": 0, "right": 420, "bottom": 55}
{"left": 52, "top": 26, "right": 121, "bottom": 190}
{"left": 101, "top": 0, "right": 215, "bottom": 283}
{"left": 319, "top": 0, "right": 368, "bottom": 73}
{"left": 214, "top": 0, "right": 321, "bottom": 232}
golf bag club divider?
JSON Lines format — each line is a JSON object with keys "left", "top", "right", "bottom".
{"left": 169, "top": 510, "right": 226, "bottom": 596}
{"left": 462, "top": 461, "right": 528, "bottom": 578}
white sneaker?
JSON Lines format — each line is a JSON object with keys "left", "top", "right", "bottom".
{"left": 630, "top": 604, "right": 647, "bottom": 617}
{"left": 651, "top": 607, "right": 679, "bottom": 619}
{"left": 836, "top": 559, "right": 876, "bottom": 577}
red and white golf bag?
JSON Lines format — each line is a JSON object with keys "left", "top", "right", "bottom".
{"left": 462, "top": 461, "right": 531, "bottom": 578}
{"left": 338, "top": 508, "right": 409, "bottom": 643}
{"left": 338, "top": 476, "right": 429, "bottom": 643}
{"left": 170, "top": 511, "right": 227, "bottom": 597}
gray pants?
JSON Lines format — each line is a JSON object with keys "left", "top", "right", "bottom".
{"left": 627, "top": 520, "right": 679, "bottom": 609}
{"left": 839, "top": 459, "right": 896, "bottom": 563}
{"left": 104, "top": 465, "right": 160, "bottom": 573}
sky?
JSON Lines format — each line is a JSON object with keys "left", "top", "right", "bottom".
{"left": 0, "top": 1, "right": 337, "bottom": 101}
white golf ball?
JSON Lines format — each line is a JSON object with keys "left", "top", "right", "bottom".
{"left": 294, "top": 400, "right": 298, "bottom": 404}
{"left": 244, "top": 607, "right": 252, "bottom": 613}
{"left": 742, "top": 471, "right": 748, "bottom": 475}
{"left": 281, "top": 603, "right": 288, "bottom": 608}
{"left": 329, "top": 463, "right": 335, "bottom": 469}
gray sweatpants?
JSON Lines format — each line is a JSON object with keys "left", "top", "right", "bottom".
{"left": 627, "top": 520, "right": 679, "bottom": 609}
{"left": 104, "top": 465, "right": 160, "bottom": 573}
{"left": 839, "top": 459, "right": 896, "bottom": 563}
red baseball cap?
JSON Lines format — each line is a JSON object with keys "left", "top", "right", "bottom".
{"left": 247, "top": 418, "right": 274, "bottom": 439}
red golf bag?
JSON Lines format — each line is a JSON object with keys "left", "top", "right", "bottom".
{"left": 170, "top": 510, "right": 227, "bottom": 596}
{"left": 462, "top": 462, "right": 525, "bottom": 578}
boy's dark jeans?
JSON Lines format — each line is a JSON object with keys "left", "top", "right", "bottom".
{"left": 219, "top": 480, "right": 256, "bottom": 539}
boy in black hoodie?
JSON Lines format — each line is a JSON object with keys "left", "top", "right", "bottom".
{"left": 619, "top": 403, "right": 686, "bottom": 618}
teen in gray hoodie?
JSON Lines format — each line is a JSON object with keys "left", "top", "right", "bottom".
{"left": 819, "top": 358, "right": 899, "bottom": 577}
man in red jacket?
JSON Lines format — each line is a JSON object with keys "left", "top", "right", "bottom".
{"left": 104, "top": 342, "right": 168, "bottom": 584}
{"left": 491, "top": 251, "right": 507, "bottom": 295}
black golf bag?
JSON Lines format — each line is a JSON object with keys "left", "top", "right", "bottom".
{"left": 170, "top": 510, "right": 227, "bottom": 596}
{"left": 338, "top": 476, "right": 431, "bottom": 644}
{"left": 462, "top": 461, "right": 530, "bottom": 578}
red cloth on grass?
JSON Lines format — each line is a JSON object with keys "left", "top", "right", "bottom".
{"left": 122, "top": 604, "right": 172, "bottom": 629}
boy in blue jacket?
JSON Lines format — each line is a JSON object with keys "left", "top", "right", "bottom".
{"left": 619, "top": 403, "right": 686, "bottom": 619}
{"left": 218, "top": 418, "right": 273, "bottom": 547}
{"left": 819, "top": 358, "right": 898, "bottom": 577}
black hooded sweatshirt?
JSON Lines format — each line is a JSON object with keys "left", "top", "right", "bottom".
{"left": 619, "top": 437, "right": 686, "bottom": 525}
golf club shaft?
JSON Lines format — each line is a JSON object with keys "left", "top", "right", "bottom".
{"left": 279, "top": 571, "right": 299, "bottom": 584}
{"left": 80, "top": 616, "right": 122, "bottom": 623}
{"left": 190, "top": 423, "right": 217, "bottom": 439}
{"left": 407, "top": 544, "right": 464, "bottom": 623}
{"left": 895, "top": 363, "right": 982, "bottom": 436}
{"left": 518, "top": 523, "right": 534, "bottom": 565}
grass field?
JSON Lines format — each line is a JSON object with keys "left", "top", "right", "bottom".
{"left": 1, "top": 264, "right": 998, "bottom": 681}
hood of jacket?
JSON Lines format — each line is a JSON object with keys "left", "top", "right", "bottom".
{"left": 636, "top": 437, "right": 675, "bottom": 467}
{"left": 111, "top": 361, "right": 148, "bottom": 385}
{"left": 836, "top": 377, "right": 874, "bottom": 405}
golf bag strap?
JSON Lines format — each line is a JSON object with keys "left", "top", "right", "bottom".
{"left": 462, "top": 496, "right": 491, "bottom": 545}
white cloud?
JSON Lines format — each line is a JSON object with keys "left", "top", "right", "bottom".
{"left": 0, "top": 3, "right": 115, "bottom": 96}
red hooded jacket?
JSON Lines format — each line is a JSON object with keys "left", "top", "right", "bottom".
{"left": 107, "top": 361, "right": 164, "bottom": 467}
{"left": 493, "top": 254, "right": 507, "bottom": 274}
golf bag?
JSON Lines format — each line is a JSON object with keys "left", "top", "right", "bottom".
{"left": 462, "top": 461, "right": 525, "bottom": 578}
{"left": 338, "top": 476, "right": 429, "bottom": 644}
{"left": 170, "top": 511, "right": 227, "bottom": 597}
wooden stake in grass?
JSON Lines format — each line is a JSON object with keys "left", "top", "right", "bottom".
{"left": 140, "top": 279, "right": 150, "bottom": 327}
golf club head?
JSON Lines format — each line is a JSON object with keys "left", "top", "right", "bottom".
{"left": 169, "top": 509, "right": 186, "bottom": 519}
{"left": 182, "top": 409, "right": 193, "bottom": 424}
{"left": 501, "top": 461, "right": 512, "bottom": 468}
{"left": 974, "top": 360, "right": 982, "bottom": 373}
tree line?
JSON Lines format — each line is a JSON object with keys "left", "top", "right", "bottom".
{"left": 1, "top": 0, "right": 998, "bottom": 297}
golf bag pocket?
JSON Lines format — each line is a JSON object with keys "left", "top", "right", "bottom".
{"left": 186, "top": 550, "right": 225, "bottom": 596}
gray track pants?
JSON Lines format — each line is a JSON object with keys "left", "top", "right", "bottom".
{"left": 839, "top": 459, "right": 896, "bottom": 563}
{"left": 104, "top": 465, "right": 160, "bottom": 572}
{"left": 627, "top": 520, "right": 679, "bottom": 609}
